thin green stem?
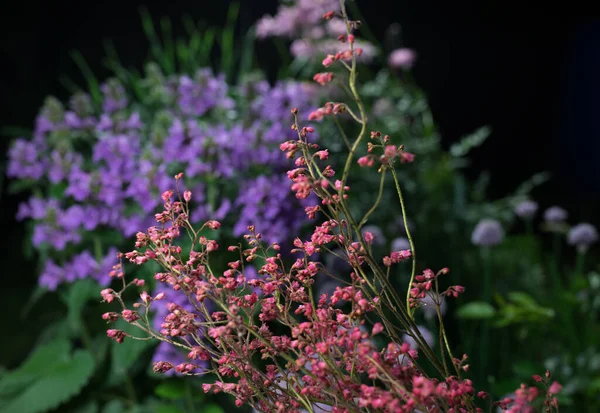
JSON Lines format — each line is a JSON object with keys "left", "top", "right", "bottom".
{"left": 390, "top": 168, "right": 417, "bottom": 317}
{"left": 358, "top": 171, "right": 386, "bottom": 229}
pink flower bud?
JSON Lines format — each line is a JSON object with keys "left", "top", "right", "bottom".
{"left": 101, "top": 289, "right": 115, "bottom": 303}
{"left": 313, "top": 72, "right": 335, "bottom": 86}
{"left": 322, "top": 54, "right": 335, "bottom": 67}
{"left": 183, "top": 191, "right": 192, "bottom": 202}
{"left": 140, "top": 291, "right": 151, "bottom": 304}
{"left": 323, "top": 11, "right": 335, "bottom": 20}
{"left": 372, "top": 322, "right": 384, "bottom": 335}
{"left": 206, "top": 220, "right": 221, "bottom": 230}
{"left": 102, "top": 312, "right": 119, "bottom": 322}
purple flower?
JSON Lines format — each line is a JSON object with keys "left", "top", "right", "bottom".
{"left": 391, "top": 237, "right": 410, "bottom": 252}
{"left": 16, "top": 197, "right": 60, "bottom": 221}
{"left": 514, "top": 200, "right": 538, "bottom": 219}
{"left": 57, "top": 205, "right": 86, "bottom": 231}
{"left": 471, "top": 219, "right": 504, "bottom": 247}
{"left": 65, "top": 167, "right": 93, "bottom": 201}
{"left": 388, "top": 48, "right": 417, "bottom": 70}
{"left": 544, "top": 206, "right": 568, "bottom": 223}
{"left": 69, "top": 251, "right": 99, "bottom": 281}
{"left": 39, "top": 259, "right": 64, "bottom": 291}
{"left": 177, "top": 69, "right": 234, "bottom": 116}
{"left": 234, "top": 174, "right": 311, "bottom": 245}
{"left": 568, "top": 223, "right": 598, "bottom": 251}
{"left": 7, "top": 138, "right": 46, "bottom": 180}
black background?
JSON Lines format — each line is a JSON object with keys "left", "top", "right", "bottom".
{"left": 0, "top": 0, "right": 598, "bottom": 364}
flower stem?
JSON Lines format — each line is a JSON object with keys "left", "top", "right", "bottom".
{"left": 390, "top": 168, "right": 417, "bottom": 317}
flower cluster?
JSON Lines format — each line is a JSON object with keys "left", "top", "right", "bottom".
{"left": 256, "top": 0, "right": 377, "bottom": 62}
{"left": 8, "top": 66, "right": 320, "bottom": 290}
{"left": 103, "top": 174, "right": 485, "bottom": 412}
{"left": 99, "top": 3, "right": 562, "bottom": 412}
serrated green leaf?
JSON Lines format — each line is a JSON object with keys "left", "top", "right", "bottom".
{"left": 456, "top": 301, "right": 496, "bottom": 319}
{"left": 0, "top": 350, "right": 94, "bottom": 413}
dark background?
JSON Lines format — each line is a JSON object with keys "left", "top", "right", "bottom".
{"left": 0, "top": 1, "right": 598, "bottom": 364}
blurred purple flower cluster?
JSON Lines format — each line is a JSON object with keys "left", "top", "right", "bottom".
{"left": 256, "top": 0, "right": 377, "bottom": 62}
{"left": 8, "top": 67, "right": 320, "bottom": 290}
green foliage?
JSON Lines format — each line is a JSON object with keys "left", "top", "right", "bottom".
{"left": 62, "top": 278, "right": 101, "bottom": 334}
{"left": 73, "top": 401, "right": 100, "bottom": 413}
{"left": 449, "top": 126, "right": 491, "bottom": 159}
{"left": 494, "top": 292, "right": 555, "bottom": 328}
{"left": 456, "top": 301, "right": 496, "bottom": 320}
{"left": 0, "top": 340, "right": 95, "bottom": 413}
{"left": 106, "top": 320, "right": 156, "bottom": 387}
{"left": 154, "top": 380, "right": 187, "bottom": 400}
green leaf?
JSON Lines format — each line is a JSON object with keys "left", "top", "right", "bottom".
{"left": 155, "top": 405, "right": 187, "bottom": 413}
{"left": 456, "top": 301, "right": 496, "bottom": 319}
{"left": 0, "top": 350, "right": 95, "bottom": 413}
{"left": 155, "top": 380, "right": 187, "bottom": 400}
{"left": 202, "top": 405, "right": 225, "bottom": 413}
{"left": 61, "top": 278, "right": 100, "bottom": 334}
{"left": 73, "top": 401, "right": 99, "bottom": 413}
{"left": 237, "top": 26, "right": 256, "bottom": 82}
{"left": 450, "top": 126, "right": 491, "bottom": 158}
{"left": 70, "top": 51, "right": 102, "bottom": 109}
{"left": 506, "top": 291, "right": 538, "bottom": 308}
{"left": 102, "top": 400, "right": 125, "bottom": 413}
{"left": 220, "top": 2, "right": 240, "bottom": 79}
{"left": 160, "top": 17, "right": 175, "bottom": 74}
{"left": 0, "top": 339, "right": 71, "bottom": 398}
{"left": 106, "top": 320, "right": 155, "bottom": 387}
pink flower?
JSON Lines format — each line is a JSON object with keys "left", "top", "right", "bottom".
{"left": 388, "top": 48, "right": 416, "bottom": 70}
{"left": 313, "top": 72, "right": 335, "bottom": 86}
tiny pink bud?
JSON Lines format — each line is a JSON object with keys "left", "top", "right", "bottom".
{"left": 206, "top": 220, "right": 221, "bottom": 230}
{"left": 323, "top": 11, "right": 335, "bottom": 20}
{"left": 183, "top": 191, "right": 192, "bottom": 202}
{"left": 548, "top": 381, "right": 562, "bottom": 395}
{"left": 140, "top": 291, "right": 151, "bottom": 304}
{"left": 372, "top": 322, "right": 384, "bottom": 335}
